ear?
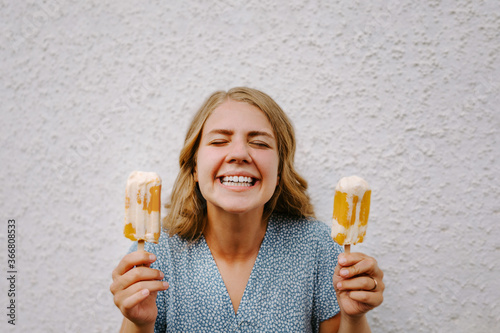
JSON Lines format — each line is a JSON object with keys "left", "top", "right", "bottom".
{"left": 193, "top": 166, "right": 198, "bottom": 182}
{"left": 276, "top": 175, "right": 280, "bottom": 186}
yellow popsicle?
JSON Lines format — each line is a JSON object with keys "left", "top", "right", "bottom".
{"left": 331, "top": 176, "right": 371, "bottom": 247}
{"left": 124, "top": 171, "right": 161, "bottom": 244}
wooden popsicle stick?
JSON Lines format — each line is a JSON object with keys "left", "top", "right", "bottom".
{"left": 344, "top": 244, "right": 351, "bottom": 253}
{"left": 137, "top": 240, "right": 145, "bottom": 267}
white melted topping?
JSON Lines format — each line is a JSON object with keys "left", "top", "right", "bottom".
{"left": 125, "top": 171, "right": 161, "bottom": 243}
{"left": 335, "top": 175, "right": 370, "bottom": 195}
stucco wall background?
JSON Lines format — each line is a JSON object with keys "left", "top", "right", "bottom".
{"left": 1, "top": 0, "right": 499, "bottom": 332}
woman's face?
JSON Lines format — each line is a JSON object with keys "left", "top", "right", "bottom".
{"left": 194, "top": 99, "right": 279, "bottom": 219}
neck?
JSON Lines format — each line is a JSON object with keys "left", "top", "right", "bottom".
{"left": 203, "top": 207, "right": 268, "bottom": 262}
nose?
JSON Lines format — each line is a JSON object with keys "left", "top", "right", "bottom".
{"left": 226, "top": 139, "right": 252, "bottom": 164}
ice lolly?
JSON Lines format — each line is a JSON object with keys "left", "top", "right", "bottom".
{"left": 124, "top": 171, "right": 162, "bottom": 251}
{"left": 331, "top": 176, "right": 371, "bottom": 253}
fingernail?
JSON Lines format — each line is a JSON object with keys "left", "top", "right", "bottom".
{"left": 141, "top": 289, "right": 149, "bottom": 296}
{"left": 340, "top": 269, "right": 349, "bottom": 277}
{"left": 163, "top": 282, "right": 169, "bottom": 289}
{"left": 149, "top": 254, "right": 156, "bottom": 262}
{"left": 160, "top": 271, "right": 164, "bottom": 279}
{"left": 337, "top": 282, "right": 342, "bottom": 289}
{"left": 339, "top": 257, "right": 347, "bottom": 265}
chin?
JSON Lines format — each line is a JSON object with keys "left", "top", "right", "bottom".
{"left": 209, "top": 202, "right": 263, "bottom": 217}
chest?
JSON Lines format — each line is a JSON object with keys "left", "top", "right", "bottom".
{"left": 164, "top": 248, "right": 319, "bottom": 332}
{"left": 214, "top": 254, "right": 258, "bottom": 313}
{"left": 159, "top": 232, "right": 329, "bottom": 332}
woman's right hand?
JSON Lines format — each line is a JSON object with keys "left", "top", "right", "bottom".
{"left": 110, "top": 251, "right": 169, "bottom": 330}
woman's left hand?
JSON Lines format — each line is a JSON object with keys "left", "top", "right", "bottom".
{"left": 333, "top": 252, "right": 384, "bottom": 318}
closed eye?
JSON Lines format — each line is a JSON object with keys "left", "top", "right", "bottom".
{"left": 250, "top": 141, "right": 271, "bottom": 148}
{"left": 209, "top": 140, "right": 228, "bottom": 146}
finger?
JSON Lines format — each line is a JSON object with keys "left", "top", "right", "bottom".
{"left": 110, "top": 267, "right": 164, "bottom": 294}
{"left": 120, "top": 288, "right": 151, "bottom": 312}
{"left": 120, "top": 267, "right": 165, "bottom": 291}
{"left": 337, "top": 252, "right": 371, "bottom": 267}
{"left": 347, "top": 289, "right": 384, "bottom": 307}
{"left": 123, "top": 280, "right": 169, "bottom": 301}
{"left": 337, "top": 254, "right": 380, "bottom": 279}
{"left": 112, "top": 252, "right": 157, "bottom": 280}
{"left": 336, "top": 276, "right": 378, "bottom": 292}
{"left": 114, "top": 280, "right": 169, "bottom": 308}
{"left": 334, "top": 253, "right": 361, "bottom": 278}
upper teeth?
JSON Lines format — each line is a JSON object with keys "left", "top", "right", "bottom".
{"left": 222, "top": 176, "right": 253, "bottom": 183}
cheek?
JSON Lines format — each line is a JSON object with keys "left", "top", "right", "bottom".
{"left": 196, "top": 149, "right": 219, "bottom": 179}
{"left": 262, "top": 153, "right": 280, "bottom": 180}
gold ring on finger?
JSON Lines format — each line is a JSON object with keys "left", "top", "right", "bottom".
{"left": 368, "top": 276, "right": 378, "bottom": 291}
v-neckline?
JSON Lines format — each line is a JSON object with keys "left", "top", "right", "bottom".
{"left": 201, "top": 217, "right": 272, "bottom": 317}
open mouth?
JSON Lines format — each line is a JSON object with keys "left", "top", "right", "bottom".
{"left": 219, "top": 175, "right": 256, "bottom": 187}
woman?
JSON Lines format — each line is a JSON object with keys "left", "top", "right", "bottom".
{"left": 111, "top": 87, "right": 384, "bottom": 332}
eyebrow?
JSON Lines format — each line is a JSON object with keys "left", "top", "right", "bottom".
{"left": 249, "top": 130, "right": 275, "bottom": 139}
{"left": 207, "top": 129, "right": 275, "bottom": 139}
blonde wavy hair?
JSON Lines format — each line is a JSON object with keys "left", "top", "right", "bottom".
{"left": 164, "top": 87, "right": 314, "bottom": 240}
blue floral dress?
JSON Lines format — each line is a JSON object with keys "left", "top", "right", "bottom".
{"left": 134, "top": 214, "right": 342, "bottom": 332}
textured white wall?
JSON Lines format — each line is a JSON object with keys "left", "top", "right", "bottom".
{"left": 1, "top": 0, "right": 499, "bottom": 332}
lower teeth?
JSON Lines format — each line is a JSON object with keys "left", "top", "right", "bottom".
{"left": 222, "top": 181, "right": 251, "bottom": 186}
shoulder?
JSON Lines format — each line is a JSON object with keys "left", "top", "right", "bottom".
{"left": 143, "top": 229, "right": 193, "bottom": 251}
{"left": 141, "top": 230, "right": 199, "bottom": 270}
{"left": 268, "top": 213, "right": 343, "bottom": 256}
